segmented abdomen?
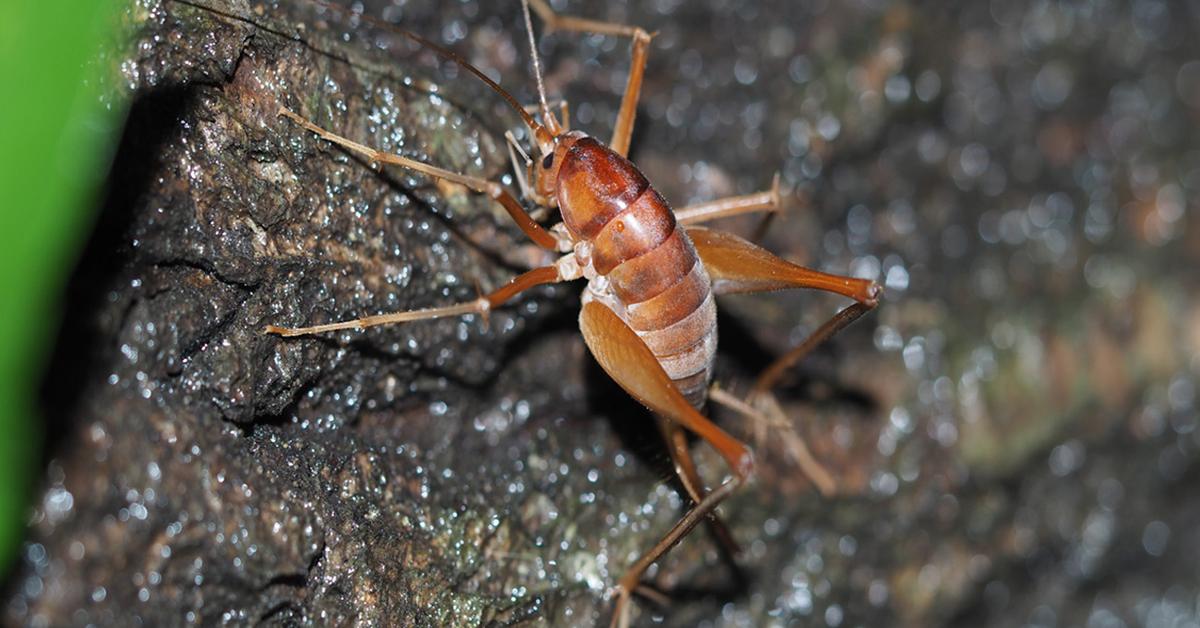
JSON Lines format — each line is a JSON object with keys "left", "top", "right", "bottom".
{"left": 557, "top": 137, "right": 716, "bottom": 407}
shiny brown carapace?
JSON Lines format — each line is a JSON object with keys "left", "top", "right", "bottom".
{"left": 264, "top": 1, "right": 881, "bottom": 626}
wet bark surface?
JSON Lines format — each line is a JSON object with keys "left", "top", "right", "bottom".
{"left": 7, "top": 0, "right": 1200, "bottom": 626}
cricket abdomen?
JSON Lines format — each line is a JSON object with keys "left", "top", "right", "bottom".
{"left": 558, "top": 136, "right": 716, "bottom": 408}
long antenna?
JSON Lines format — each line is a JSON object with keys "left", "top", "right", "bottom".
{"left": 310, "top": 0, "right": 553, "bottom": 145}
{"left": 521, "top": 0, "right": 557, "bottom": 135}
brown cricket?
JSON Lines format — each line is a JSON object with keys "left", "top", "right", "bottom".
{"left": 265, "top": 1, "right": 881, "bottom": 625}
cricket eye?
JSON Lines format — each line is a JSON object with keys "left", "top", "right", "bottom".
{"left": 542, "top": 153, "right": 554, "bottom": 170}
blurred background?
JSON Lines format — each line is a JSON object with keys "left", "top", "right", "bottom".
{"left": 3, "top": 0, "right": 1198, "bottom": 626}
{"left": 0, "top": 0, "right": 126, "bottom": 581}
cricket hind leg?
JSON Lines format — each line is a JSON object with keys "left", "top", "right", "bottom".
{"left": 578, "top": 301, "right": 753, "bottom": 628}
{"left": 709, "top": 383, "right": 838, "bottom": 497}
{"left": 687, "top": 226, "right": 881, "bottom": 304}
{"left": 657, "top": 417, "right": 742, "bottom": 559}
{"left": 726, "top": 302, "right": 875, "bottom": 496}
{"left": 610, "top": 477, "right": 744, "bottom": 628}
{"left": 690, "top": 226, "right": 880, "bottom": 495}
{"left": 750, "top": 302, "right": 876, "bottom": 398}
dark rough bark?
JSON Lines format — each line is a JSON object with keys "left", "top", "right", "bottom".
{"left": 7, "top": 0, "right": 1200, "bottom": 627}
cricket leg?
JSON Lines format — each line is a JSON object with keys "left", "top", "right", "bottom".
{"left": 526, "top": 0, "right": 653, "bottom": 157}
{"left": 688, "top": 227, "right": 879, "bottom": 494}
{"left": 708, "top": 385, "right": 837, "bottom": 497}
{"left": 688, "top": 226, "right": 881, "bottom": 305}
{"left": 505, "top": 130, "right": 544, "bottom": 209}
{"left": 657, "top": 417, "right": 741, "bottom": 558}
{"left": 610, "top": 478, "right": 743, "bottom": 628}
{"left": 508, "top": 100, "right": 572, "bottom": 217}
{"left": 675, "top": 173, "right": 782, "bottom": 225}
{"left": 578, "top": 301, "right": 752, "bottom": 628}
{"left": 748, "top": 301, "right": 875, "bottom": 395}
{"left": 265, "top": 264, "right": 565, "bottom": 337}
{"left": 279, "top": 107, "right": 568, "bottom": 252}
{"left": 524, "top": 99, "right": 571, "bottom": 131}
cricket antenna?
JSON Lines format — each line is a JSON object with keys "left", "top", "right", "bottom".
{"left": 521, "top": 0, "right": 560, "bottom": 139}
{"left": 310, "top": 0, "right": 555, "bottom": 148}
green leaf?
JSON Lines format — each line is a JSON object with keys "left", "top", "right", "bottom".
{"left": 0, "top": 0, "right": 128, "bottom": 570}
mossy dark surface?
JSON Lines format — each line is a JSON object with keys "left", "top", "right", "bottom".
{"left": 6, "top": 0, "right": 1199, "bottom": 626}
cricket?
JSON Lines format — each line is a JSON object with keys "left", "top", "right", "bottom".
{"left": 261, "top": 1, "right": 882, "bottom": 625}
